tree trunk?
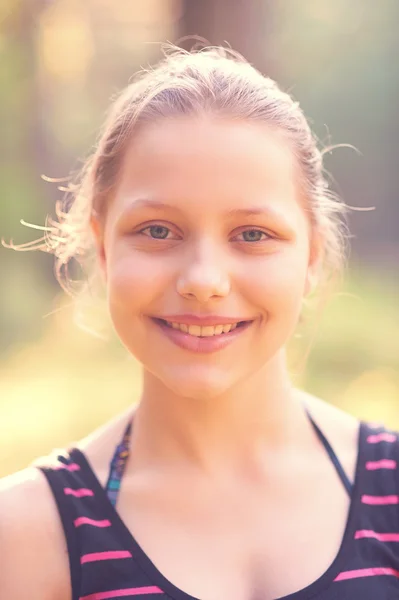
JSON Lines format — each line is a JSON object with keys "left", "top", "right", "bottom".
{"left": 177, "top": 0, "right": 277, "bottom": 78}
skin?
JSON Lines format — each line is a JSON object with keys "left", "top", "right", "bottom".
{"left": 0, "top": 115, "right": 359, "bottom": 600}
{"left": 96, "top": 116, "right": 322, "bottom": 469}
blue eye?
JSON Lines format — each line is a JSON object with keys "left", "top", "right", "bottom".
{"left": 141, "top": 225, "right": 170, "bottom": 239}
{"left": 238, "top": 229, "right": 269, "bottom": 242}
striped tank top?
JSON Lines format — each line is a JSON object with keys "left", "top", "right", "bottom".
{"left": 38, "top": 414, "right": 399, "bottom": 600}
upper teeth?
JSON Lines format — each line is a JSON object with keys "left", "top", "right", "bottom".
{"left": 168, "top": 322, "right": 238, "bottom": 337}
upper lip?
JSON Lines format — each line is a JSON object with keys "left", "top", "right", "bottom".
{"left": 152, "top": 314, "right": 253, "bottom": 326}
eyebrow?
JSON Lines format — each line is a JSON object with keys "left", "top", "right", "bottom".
{"left": 119, "top": 198, "right": 289, "bottom": 224}
{"left": 120, "top": 199, "right": 184, "bottom": 215}
{"left": 225, "top": 206, "right": 283, "bottom": 220}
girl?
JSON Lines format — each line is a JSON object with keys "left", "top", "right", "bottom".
{"left": 1, "top": 46, "right": 398, "bottom": 600}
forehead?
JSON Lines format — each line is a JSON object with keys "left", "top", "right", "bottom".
{"left": 114, "top": 116, "right": 300, "bottom": 217}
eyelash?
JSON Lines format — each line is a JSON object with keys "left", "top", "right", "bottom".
{"left": 138, "top": 224, "right": 273, "bottom": 242}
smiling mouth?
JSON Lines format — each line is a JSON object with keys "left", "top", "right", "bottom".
{"left": 153, "top": 318, "right": 251, "bottom": 338}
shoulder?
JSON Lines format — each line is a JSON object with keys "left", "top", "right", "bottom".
{"left": 0, "top": 410, "right": 135, "bottom": 600}
{"left": 298, "top": 390, "right": 362, "bottom": 482}
{"left": 77, "top": 407, "right": 135, "bottom": 486}
{"left": 298, "top": 389, "right": 360, "bottom": 448}
{"left": 0, "top": 466, "right": 71, "bottom": 600}
{"left": 299, "top": 389, "right": 399, "bottom": 482}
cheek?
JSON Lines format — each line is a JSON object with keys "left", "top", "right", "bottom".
{"left": 242, "top": 246, "right": 309, "bottom": 319}
{"left": 106, "top": 249, "right": 169, "bottom": 315}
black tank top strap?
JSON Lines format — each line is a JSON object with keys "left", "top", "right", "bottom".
{"left": 305, "top": 407, "right": 353, "bottom": 497}
{"left": 37, "top": 450, "right": 86, "bottom": 600}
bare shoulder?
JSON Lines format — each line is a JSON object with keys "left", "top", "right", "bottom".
{"left": 301, "top": 390, "right": 360, "bottom": 435}
{"left": 297, "top": 390, "right": 361, "bottom": 481}
{"left": 0, "top": 466, "right": 71, "bottom": 600}
{"left": 77, "top": 406, "right": 136, "bottom": 486}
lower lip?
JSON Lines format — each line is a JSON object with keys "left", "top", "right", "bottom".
{"left": 151, "top": 319, "right": 254, "bottom": 354}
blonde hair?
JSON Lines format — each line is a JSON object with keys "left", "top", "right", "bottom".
{"left": 7, "top": 45, "right": 348, "bottom": 297}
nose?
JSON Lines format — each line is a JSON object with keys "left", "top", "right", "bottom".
{"left": 176, "top": 248, "right": 231, "bottom": 303}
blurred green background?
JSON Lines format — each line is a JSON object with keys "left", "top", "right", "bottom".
{"left": 1, "top": 0, "right": 398, "bottom": 477}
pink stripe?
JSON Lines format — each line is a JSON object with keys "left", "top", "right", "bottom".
{"left": 362, "top": 494, "right": 399, "bottom": 505}
{"left": 81, "top": 550, "right": 132, "bottom": 564}
{"left": 55, "top": 463, "right": 81, "bottom": 471}
{"left": 355, "top": 529, "right": 399, "bottom": 542}
{"left": 64, "top": 487, "right": 94, "bottom": 498}
{"left": 366, "top": 459, "right": 397, "bottom": 470}
{"left": 335, "top": 567, "right": 399, "bottom": 581}
{"left": 74, "top": 517, "right": 111, "bottom": 528}
{"left": 367, "top": 432, "right": 397, "bottom": 444}
{"left": 80, "top": 586, "right": 163, "bottom": 599}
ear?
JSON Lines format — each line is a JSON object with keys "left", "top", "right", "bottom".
{"left": 304, "top": 229, "right": 324, "bottom": 296}
{"left": 90, "top": 212, "right": 107, "bottom": 282}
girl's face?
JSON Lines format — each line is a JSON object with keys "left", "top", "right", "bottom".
{"left": 94, "top": 116, "right": 319, "bottom": 399}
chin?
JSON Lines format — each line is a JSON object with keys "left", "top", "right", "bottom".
{"left": 160, "top": 366, "right": 238, "bottom": 401}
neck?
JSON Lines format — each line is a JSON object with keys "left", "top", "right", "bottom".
{"left": 131, "top": 350, "right": 309, "bottom": 476}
